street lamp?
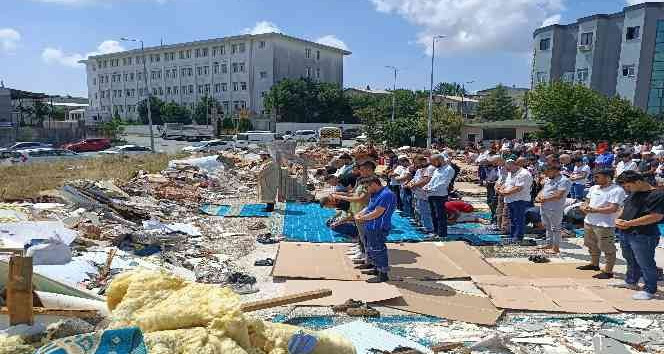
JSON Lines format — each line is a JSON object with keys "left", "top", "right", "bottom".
{"left": 121, "top": 37, "right": 155, "bottom": 152}
{"left": 385, "top": 66, "right": 399, "bottom": 121}
{"left": 427, "top": 35, "right": 446, "bottom": 149}
{"left": 460, "top": 80, "right": 475, "bottom": 119}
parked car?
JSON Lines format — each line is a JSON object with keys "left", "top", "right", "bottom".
{"left": 234, "top": 132, "right": 279, "bottom": 148}
{"left": 0, "top": 151, "right": 27, "bottom": 166}
{"left": 356, "top": 133, "right": 368, "bottom": 143}
{"left": 293, "top": 130, "right": 317, "bottom": 142}
{"left": 0, "top": 141, "right": 52, "bottom": 152}
{"left": 342, "top": 128, "right": 361, "bottom": 140}
{"left": 99, "top": 145, "right": 152, "bottom": 155}
{"left": 182, "top": 139, "right": 235, "bottom": 153}
{"left": 17, "top": 148, "right": 84, "bottom": 163}
{"left": 62, "top": 138, "right": 111, "bottom": 152}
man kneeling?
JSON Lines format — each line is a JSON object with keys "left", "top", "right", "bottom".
{"left": 354, "top": 176, "right": 397, "bottom": 283}
{"left": 319, "top": 197, "right": 358, "bottom": 238}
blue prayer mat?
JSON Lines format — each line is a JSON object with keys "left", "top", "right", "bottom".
{"left": 283, "top": 203, "right": 425, "bottom": 243}
{"left": 36, "top": 327, "right": 147, "bottom": 354}
{"left": 199, "top": 204, "right": 231, "bottom": 216}
{"left": 199, "top": 204, "right": 270, "bottom": 217}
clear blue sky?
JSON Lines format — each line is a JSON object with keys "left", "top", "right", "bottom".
{"left": 0, "top": 0, "right": 653, "bottom": 97}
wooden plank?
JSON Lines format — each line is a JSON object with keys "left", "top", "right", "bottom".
{"left": 240, "top": 289, "right": 332, "bottom": 313}
{"left": 0, "top": 307, "right": 100, "bottom": 319}
{"left": 7, "top": 256, "right": 33, "bottom": 325}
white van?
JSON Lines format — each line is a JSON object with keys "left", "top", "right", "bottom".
{"left": 234, "top": 132, "right": 279, "bottom": 148}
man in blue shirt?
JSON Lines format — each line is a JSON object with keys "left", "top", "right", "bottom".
{"left": 354, "top": 176, "right": 397, "bottom": 283}
{"left": 423, "top": 154, "right": 455, "bottom": 239}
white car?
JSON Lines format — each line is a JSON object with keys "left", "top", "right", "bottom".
{"left": 356, "top": 133, "right": 368, "bottom": 143}
{"left": 0, "top": 141, "right": 52, "bottom": 152}
{"left": 293, "top": 130, "right": 317, "bottom": 142}
{"left": 0, "top": 151, "right": 27, "bottom": 166}
{"left": 100, "top": 145, "right": 152, "bottom": 155}
{"left": 17, "top": 148, "right": 84, "bottom": 163}
{"left": 182, "top": 139, "right": 234, "bottom": 153}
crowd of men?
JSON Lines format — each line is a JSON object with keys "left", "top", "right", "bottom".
{"left": 309, "top": 139, "right": 663, "bottom": 300}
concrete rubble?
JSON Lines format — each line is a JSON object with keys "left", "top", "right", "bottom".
{"left": 0, "top": 148, "right": 663, "bottom": 354}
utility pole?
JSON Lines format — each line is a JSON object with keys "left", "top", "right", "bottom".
{"left": 427, "top": 35, "right": 445, "bottom": 149}
{"left": 121, "top": 37, "right": 155, "bottom": 152}
{"left": 385, "top": 66, "right": 399, "bottom": 121}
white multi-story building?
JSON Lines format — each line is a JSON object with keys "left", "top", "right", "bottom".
{"left": 81, "top": 32, "right": 350, "bottom": 122}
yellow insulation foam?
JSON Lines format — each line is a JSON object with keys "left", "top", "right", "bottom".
{"left": 106, "top": 270, "right": 356, "bottom": 354}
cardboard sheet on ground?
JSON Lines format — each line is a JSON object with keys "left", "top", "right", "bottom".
{"left": 388, "top": 243, "right": 468, "bottom": 280}
{"left": 380, "top": 280, "right": 503, "bottom": 326}
{"left": 283, "top": 280, "right": 402, "bottom": 306}
{"left": 272, "top": 243, "right": 362, "bottom": 281}
{"left": 323, "top": 321, "right": 433, "bottom": 354}
{"left": 437, "top": 242, "right": 502, "bottom": 277}
{"left": 489, "top": 262, "right": 599, "bottom": 279}
{"left": 589, "top": 286, "right": 664, "bottom": 312}
{"left": 473, "top": 276, "right": 618, "bottom": 314}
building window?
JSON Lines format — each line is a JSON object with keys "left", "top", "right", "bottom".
{"left": 182, "top": 85, "right": 187, "bottom": 95}
{"left": 189, "top": 85, "right": 194, "bottom": 94}
{"left": 93, "top": 78, "right": 97, "bottom": 85}
{"left": 305, "top": 67, "right": 312, "bottom": 78}
{"left": 239, "top": 43, "right": 246, "bottom": 53}
{"left": 240, "top": 82, "right": 247, "bottom": 90}
{"left": 167, "top": 87, "right": 172, "bottom": 95}
{"left": 259, "top": 41, "right": 266, "bottom": 49}
{"left": 179, "top": 50, "right": 185, "bottom": 59}
{"left": 232, "top": 82, "right": 239, "bottom": 91}
{"left": 232, "top": 63, "right": 239, "bottom": 73}
{"left": 94, "top": 93, "right": 98, "bottom": 99}
{"left": 202, "top": 48, "right": 208, "bottom": 57}
{"left": 197, "top": 66, "right": 202, "bottom": 76}
{"left": 223, "top": 101, "right": 229, "bottom": 112}
{"left": 627, "top": 26, "right": 641, "bottom": 41}
{"left": 195, "top": 48, "right": 201, "bottom": 58}
{"left": 186, "top": 50, "right": 191, "bottom": 58}
{"left": 204, "top": 84, "right": 210, "bottom": 93}
{"left": 173, "top": 86, "right": 179, "bottom": 95}
{"left": 165, "top": 70, "right": 170, "bottom": 79}
{"left": 580, "top": 32, "right": 593, "bottom": 46}
{"left": 231, "top": 44, "right": 237, "bottom": 54}
{"left": 562, "top": 71, "right": 575, "bottom": 83}
{"left": 221, "top": 63, "right": 228, "bottom": 73}
{"left": 214, "top": 83, "right": 220, "bottom": 93}
{"left": 204, "top": 66, "right": 209, "bottom": 75}
{"left": 539, "top": 38, "right": 550, "bottom": 51}
{"left": 576, "top": 68, "right": 589, "bottom": 83}
{"left": 316, "top": 50, "right": 320, "bottom": 60}
{"left": 261, "top": 91, "right": 267, "bottom": 97}
{"left": 198, "top": 85, "right": 203, "bottom": 94}
{"left": 622, "top": 64, "right": 636, "bottom": 77}
{"left": 159, "top": 87, "right": 163, "bottom": 95}
{"left": 188, "top": 68, "right": 193, "bottom": 76}
{"left": 260, "top": 71, "right": 267, "bottom": 79}
{"left": 238, "top": 62, "right": 244, "bottom": 72}
{"left": 221, "top": 83, "right": 227, "bottom": 91}
{"left": 535, "top": 71, "right": 548, "bottom": 84}
{"left": 305, "top": 48, "right": 312, "bottom": 58}
{"left": 220, "top": 45, "right": 226, "bottom": 55}
{"left": 128, "top": 57, "right": 132, "bottom": 65}
{"left": 316, "top": 68, "right": 321, "bottom": 79}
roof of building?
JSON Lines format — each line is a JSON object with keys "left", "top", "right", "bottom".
{"left": 6, "top": 88, "right": 49, "bottom": 100}
{"left": 476, "top": 86, "right": 529, "bottom": 95}
{"left": 84, "top": 32, "right": 351, "bottom": 62}
{"left": 435, "top": 95, "right": 478, "bottom": 103}
{"left": 465, "top": 119, "right": 544, "bottom": 129}
{"left": 51, "top": 102, "right": 89, "bottom": 108}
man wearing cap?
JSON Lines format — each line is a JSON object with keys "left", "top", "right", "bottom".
{"left": 257, "top": 151, "right": 280, "bottom": 212}
{"left": 535, "top": 164, "right": 571, "bottom": 254}
{"left": 615, "top": 171, "right": 664, "bottom": 300}
{"left": 423, "top": 154, "right": 455, "bottom": 239}
{"left": 498, "top": 158, "right": 533, "bottom": 244}
{"left": 578, "top": 168, "right": 626, "bottom": 279}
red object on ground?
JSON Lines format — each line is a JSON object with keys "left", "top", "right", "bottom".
{"left": 62, "top": 138, "right": 111, "bottom": 152}
{"left": 445, "top": 200, "right": 474, "bottom": 213}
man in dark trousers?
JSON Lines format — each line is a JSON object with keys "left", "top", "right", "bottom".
{"left": 615, "top": 171, "right": 664, "bottom": 300}
{"left": 354, "top": 176, "right": 397, "bottom": 283}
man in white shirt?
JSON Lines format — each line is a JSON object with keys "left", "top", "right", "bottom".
{"left": 578, "top": 168, "right": 626, "bottom": 279}
{"left": 569, "top": 157, "right": 591, "bottom": 200}
{"left": 388, "top": 155, "right": 408, "bottom": 210}
{"left": 615, "top": 152, "right": 638, "bottom": 178}
{"left": 535, "top": 164, "right": 572, "bottom": 254}
{"left": 423, "top": 154, "right": 455, "bottom": 239}
{"left": 405, "top": 155, "right": 434, "bottom": 233}
{"left": 498, "top": 158, "right": 533, "bottom": 243}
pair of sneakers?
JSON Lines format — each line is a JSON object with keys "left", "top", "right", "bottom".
{"left": 612, "top": 283, "right": 656, "bottom": 300}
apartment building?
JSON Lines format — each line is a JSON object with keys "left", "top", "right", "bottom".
{"left": 82, "top": 33, "right": 350, "bottom": 122}
{"left": 532, "top": 2, "right": 664, "bottom": 114}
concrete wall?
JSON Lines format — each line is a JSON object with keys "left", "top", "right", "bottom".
{"left": 617, "top": 7, "right": 646, "bottom": 103}
{"left": 0, "top": 88, "right": 10, "bottom": 123}
{"left": 0, "top": 121, "right": 94, "bottom": 146}
{"left": 272, "top": 37, "right": 344, "bottom": 87}
{"left": 275, "top": 122, "right": 363, "bottom": 135}
{"left": 593, "top": 17, "right": 623, "bottom": 97}
{"left": 533, "top": 28, "right": 554, "bottom": 83}
{"left": 638, "top": 5, "right": 664, "bottom": 111}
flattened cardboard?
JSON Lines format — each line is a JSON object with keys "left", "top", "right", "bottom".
{"left": 283, "top": 280, "right": 402, "bottom": 306}
{"left": 272, "top": 243, "right": 362, "bottom": 280}
{"left": 437, "top": 242, "right": 502, "bottom": 276}
{"left": 589, "top": 287, "right": 664, "bottom": 312}
{"left": 388, "top": 243, "right": 467, "bottom": 280}
{"left": 381, "top": 280, "right": 504, "bottom": 326}
{"left": 478, "top": 284, "right": 560, "bottom": 312}
{"left": 540, "top": 287, "right": 617, "bottom": 314}
{"left": 489, "top": 262, "right": 596, "bottom": 279}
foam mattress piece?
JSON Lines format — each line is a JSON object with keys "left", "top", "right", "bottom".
{"left": 283, "top": 280, "right": 402, "bottom": 306}
{"left": 106, "top": 270, "right": 356, "bottom": 354}
{"left": 381, "top": 280, "right": 504, "bottom": 326}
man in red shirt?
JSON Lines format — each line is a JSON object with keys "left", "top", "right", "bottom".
{"left": 445, "top": 200, "right": 476, "bottom": 223}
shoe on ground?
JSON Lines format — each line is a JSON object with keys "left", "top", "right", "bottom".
{"left": 593, "top": 272, "right": 614, "bottom": 279}
{"left": 611, "top": 282, "right": 641, "bottom": 291}
{"left": 632, "top": 291, "right": 655, "bottom": 301}
{"left": 346, "top": 304, "right": 380, "bottom": 317}
{"left": 365, "top": 272, "right": 389, "bottom": 284}
{"left": 576, "top": 264, "right": 601, "bottom": 271}
{"left": 361, "top": 269, "right": 378, "bottom": 276}
{"left": 349, "top": 253, "right": 364, "bottom": 260}
{"left": 345, "top": 248, "right": 360, "bottom": 255}
{"left": 332, "top": 299, "right": 364, "bottom": 313}
{"left": 354, "top": 263, "right": 374, "bottom": 270}
{"left": 352, "top": 259, "right": 366, "bottom": 265}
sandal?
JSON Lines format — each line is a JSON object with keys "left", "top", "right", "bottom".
{"left": 332, "top": 299, "right": 364, "bottom": 313}
{"left": 257, "top": 233, "right": 279, "bottom": 244}
{"left": 254, "top": 258, "right": 274, "bottom": 266}
{"left": 346, "top": 304, "right": 380, "bottom": 317}
{"left": 528, "top": 255, "right": 550, "bottom": 264}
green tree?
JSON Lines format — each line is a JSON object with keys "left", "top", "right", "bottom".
{"left": 101, "top": 115, "right": 125, "bottom": 140}
{"left": 193, "top": 96, "right": 220, "bottom": 125}
{"left": 433, "top": 82, "right": 467, "bottom": 96}
{"left": 419, "top": 104, "right": 463, "bottom": 146}
{"left": 222, "top": 117, "right": 235, "bottom": 133}
{"left": 137, "top": 96, "right": 165, "bottom": 125}
{"left": 52, "top": 106, "right": 66, "bottom": 121}
{"left": 237, "top": 118, "right": 252, "bottom": 132}
{"left": 162, "top": 102, "right": 191, "bottom": 124}
{"left": 477, "top": 85, "right": 520, "bottom": 121}
{"left": 264, "top": 78, "right": 353, "bottom": 123}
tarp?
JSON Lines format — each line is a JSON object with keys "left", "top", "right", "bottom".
{"left": 199, "top": 204, "right": 269, "bottom": 217}
{"left": 168, "top": 155, "right": 224, "bottom": 172}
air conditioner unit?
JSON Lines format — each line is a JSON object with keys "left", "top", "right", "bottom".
{"left": 578, "top": 44, "right": 592, "bottom": 51}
